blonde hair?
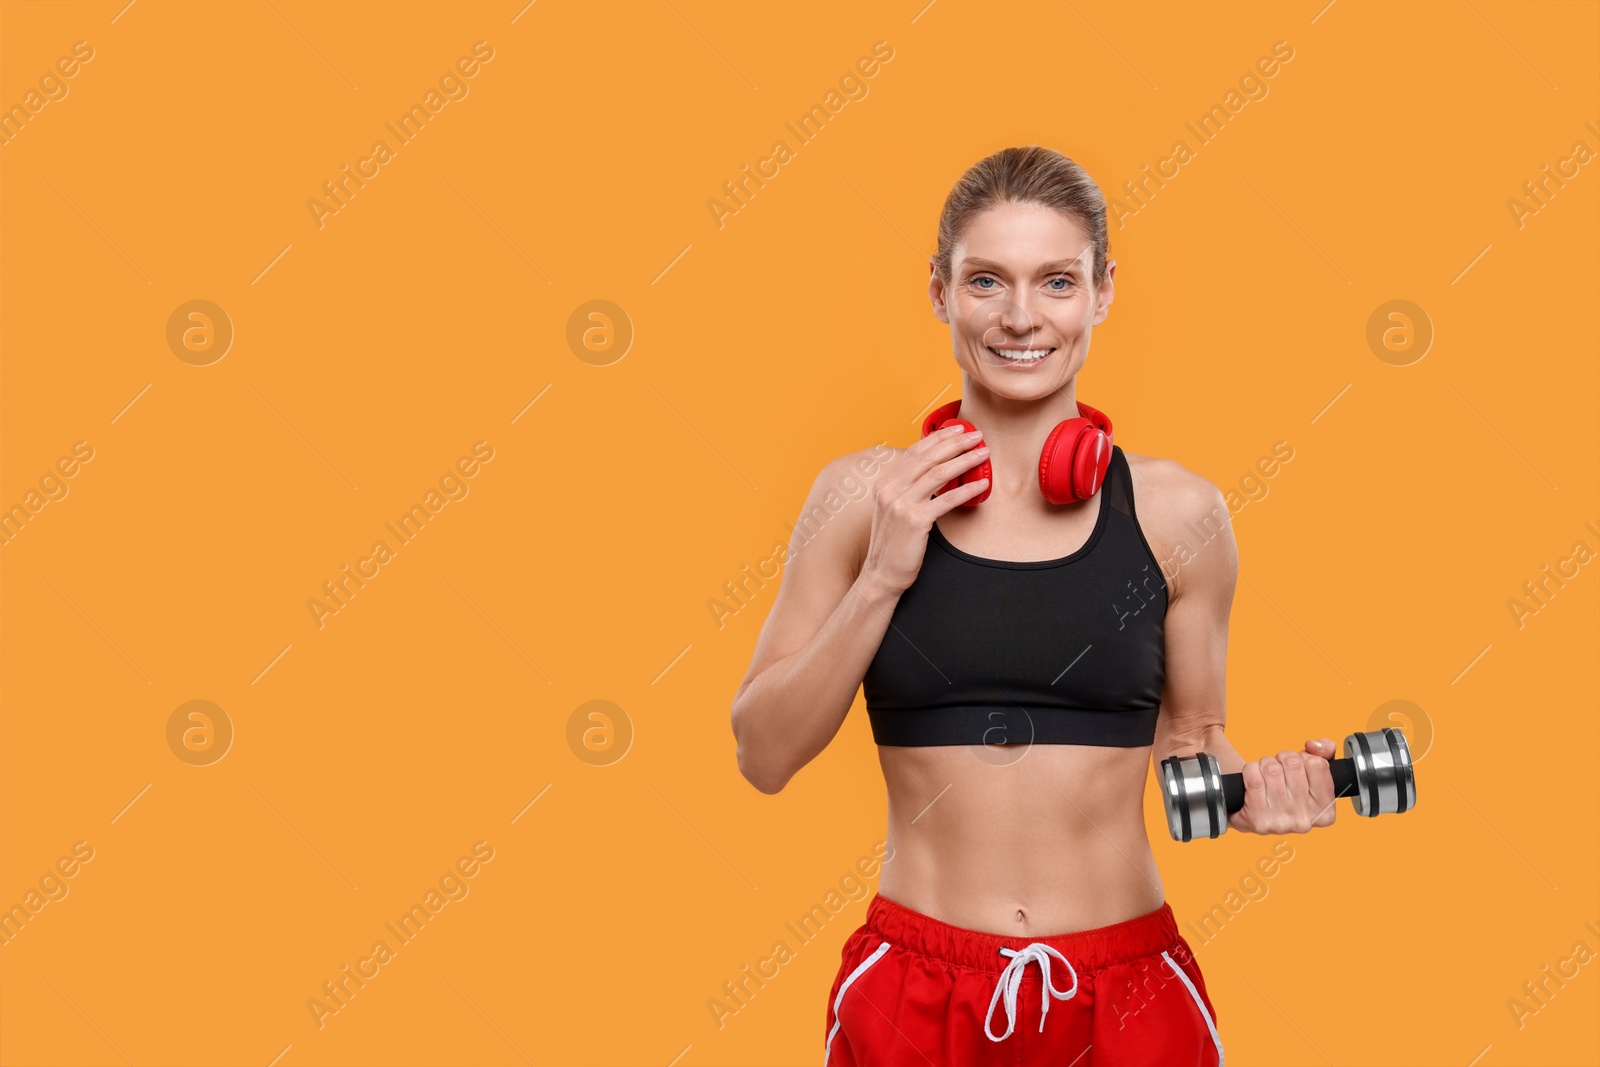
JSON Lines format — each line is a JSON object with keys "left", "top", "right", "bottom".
{"left": 935, "top": 146, "right": 1109, "bottom": 289}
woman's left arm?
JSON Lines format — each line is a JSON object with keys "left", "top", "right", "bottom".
{"left": 1146, "top": 473, "right": 1338, "bottom": 835}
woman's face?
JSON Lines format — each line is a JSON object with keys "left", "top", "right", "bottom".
{"left": 930, "top": 201, "right": 1115, "bottom": 400}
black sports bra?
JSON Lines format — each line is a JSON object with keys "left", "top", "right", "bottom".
{"left": 862, "top": 445, "right": 1169, "bottom": 747}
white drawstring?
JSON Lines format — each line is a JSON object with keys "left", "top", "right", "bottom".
{"left": 985, "top": 942, "right": 1080, "bottom": 1041}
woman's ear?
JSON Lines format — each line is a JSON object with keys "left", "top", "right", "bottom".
{"left": 928, "top": 262, "right": 951, "bottom": 324}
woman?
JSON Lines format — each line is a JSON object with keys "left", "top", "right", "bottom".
{"left": 729, "top": 146, "right": 1339, "bottom": 1065}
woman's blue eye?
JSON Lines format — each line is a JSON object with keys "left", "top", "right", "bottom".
{"left": 1049, "top": 276, "right": 1075, "bottom": 291}
{"left": 972, "top": 277, "right": 996, "bottom": 289}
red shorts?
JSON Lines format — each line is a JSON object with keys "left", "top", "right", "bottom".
{"left": 825, "top": 892, "right": 1224, "bottom": 1066}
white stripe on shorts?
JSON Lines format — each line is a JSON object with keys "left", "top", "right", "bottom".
{"left": 824, "top": 940, "right": 893, "bottom": 1065}
{"left": 1162, "top": 949, "right": 1224, "bottom": 1065}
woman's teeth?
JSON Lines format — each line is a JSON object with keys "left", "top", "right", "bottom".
{"left": 989, "top": 347, "right": 1054, "bottom": 363}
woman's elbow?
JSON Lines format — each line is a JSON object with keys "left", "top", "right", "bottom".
{"left": 735, "top": 742, "right": 790, "bottom": 794}
{"left": 740, "top": 754, "right": 788, "bottom": 794}
{"left": 731, "top": 704, "right": 790, "bottom": 794}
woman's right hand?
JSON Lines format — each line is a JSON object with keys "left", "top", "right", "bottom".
{"left": 860, "top": 425, "right": 991, "bottom": 596}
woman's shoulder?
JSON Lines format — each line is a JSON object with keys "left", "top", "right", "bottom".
{"left": 1116, "top": 448, "right": 1232, "bottom": 585}
{"left": 819, "top": 440, "right": 898, "bottom": 477}
{"left": 794, "top": 442, "right": 897, "bottom": 572}
{"left": 808, "top": 442, "right": 898, "bottom": 507}
{"left": 1118, "top": 447, "right": 1217, "bottom": 503}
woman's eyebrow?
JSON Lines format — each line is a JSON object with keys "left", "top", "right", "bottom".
{"left": 963, "top": 258, "right": 1083, "bottom": 273}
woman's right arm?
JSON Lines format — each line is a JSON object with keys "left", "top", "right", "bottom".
{"left": 730, "top": 426, "right": 990, "bottom": 793}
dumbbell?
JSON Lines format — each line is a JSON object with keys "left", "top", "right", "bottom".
{"left": 1159, "top": 727, "right": 1416, "bottom": 842}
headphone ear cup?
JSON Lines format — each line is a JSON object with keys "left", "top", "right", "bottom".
{"left": 1038, "top": 418, "right": 1090, "bottom": 504}
{"left": 1070, "top": 429, "right": 1111, "bottom": 500}
{"left": 932, "top": 418, "right": 991, "bottom": 506}
{"left": 1039, "top": 418, "right": 1113, "bottom": 504}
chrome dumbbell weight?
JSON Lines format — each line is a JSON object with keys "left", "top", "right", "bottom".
{"left": 1159, "top": 727, "right": 1417, "bottom": 843}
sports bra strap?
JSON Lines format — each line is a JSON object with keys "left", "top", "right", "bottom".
{"left": 1103, "top": 446, "right": 1137, "bottom": 522}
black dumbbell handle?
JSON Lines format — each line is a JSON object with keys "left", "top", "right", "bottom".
{"left": 1220, "top": 757, "right": 1361, "bottom": 814}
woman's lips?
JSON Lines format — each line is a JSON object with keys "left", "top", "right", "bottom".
{"left": 987, "top": 346, "right": 1055, "bottom": 367}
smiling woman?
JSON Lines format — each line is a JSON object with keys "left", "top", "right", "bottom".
{"left": 731, "top": 145, "right": 1345, "bottom": 1065}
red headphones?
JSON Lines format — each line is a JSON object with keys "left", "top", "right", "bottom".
{"left": 920, "top": 398, "right": 1114, "bottom": 506}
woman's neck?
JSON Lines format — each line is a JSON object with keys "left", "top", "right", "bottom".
{"left": 955, "top": 385, "right": 1086, "bottom": 499}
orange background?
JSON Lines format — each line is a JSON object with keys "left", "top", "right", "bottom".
{"left": 3, "top": 0, "right": 1597, "bottom": 1064}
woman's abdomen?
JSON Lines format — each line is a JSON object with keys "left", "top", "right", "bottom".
{"left": 875, "top": 742, "right": 1165, "bottom": 936}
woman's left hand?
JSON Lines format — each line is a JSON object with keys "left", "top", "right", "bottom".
{"left": 1228, "top": 738, "right": 1339, "bottom": 835}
